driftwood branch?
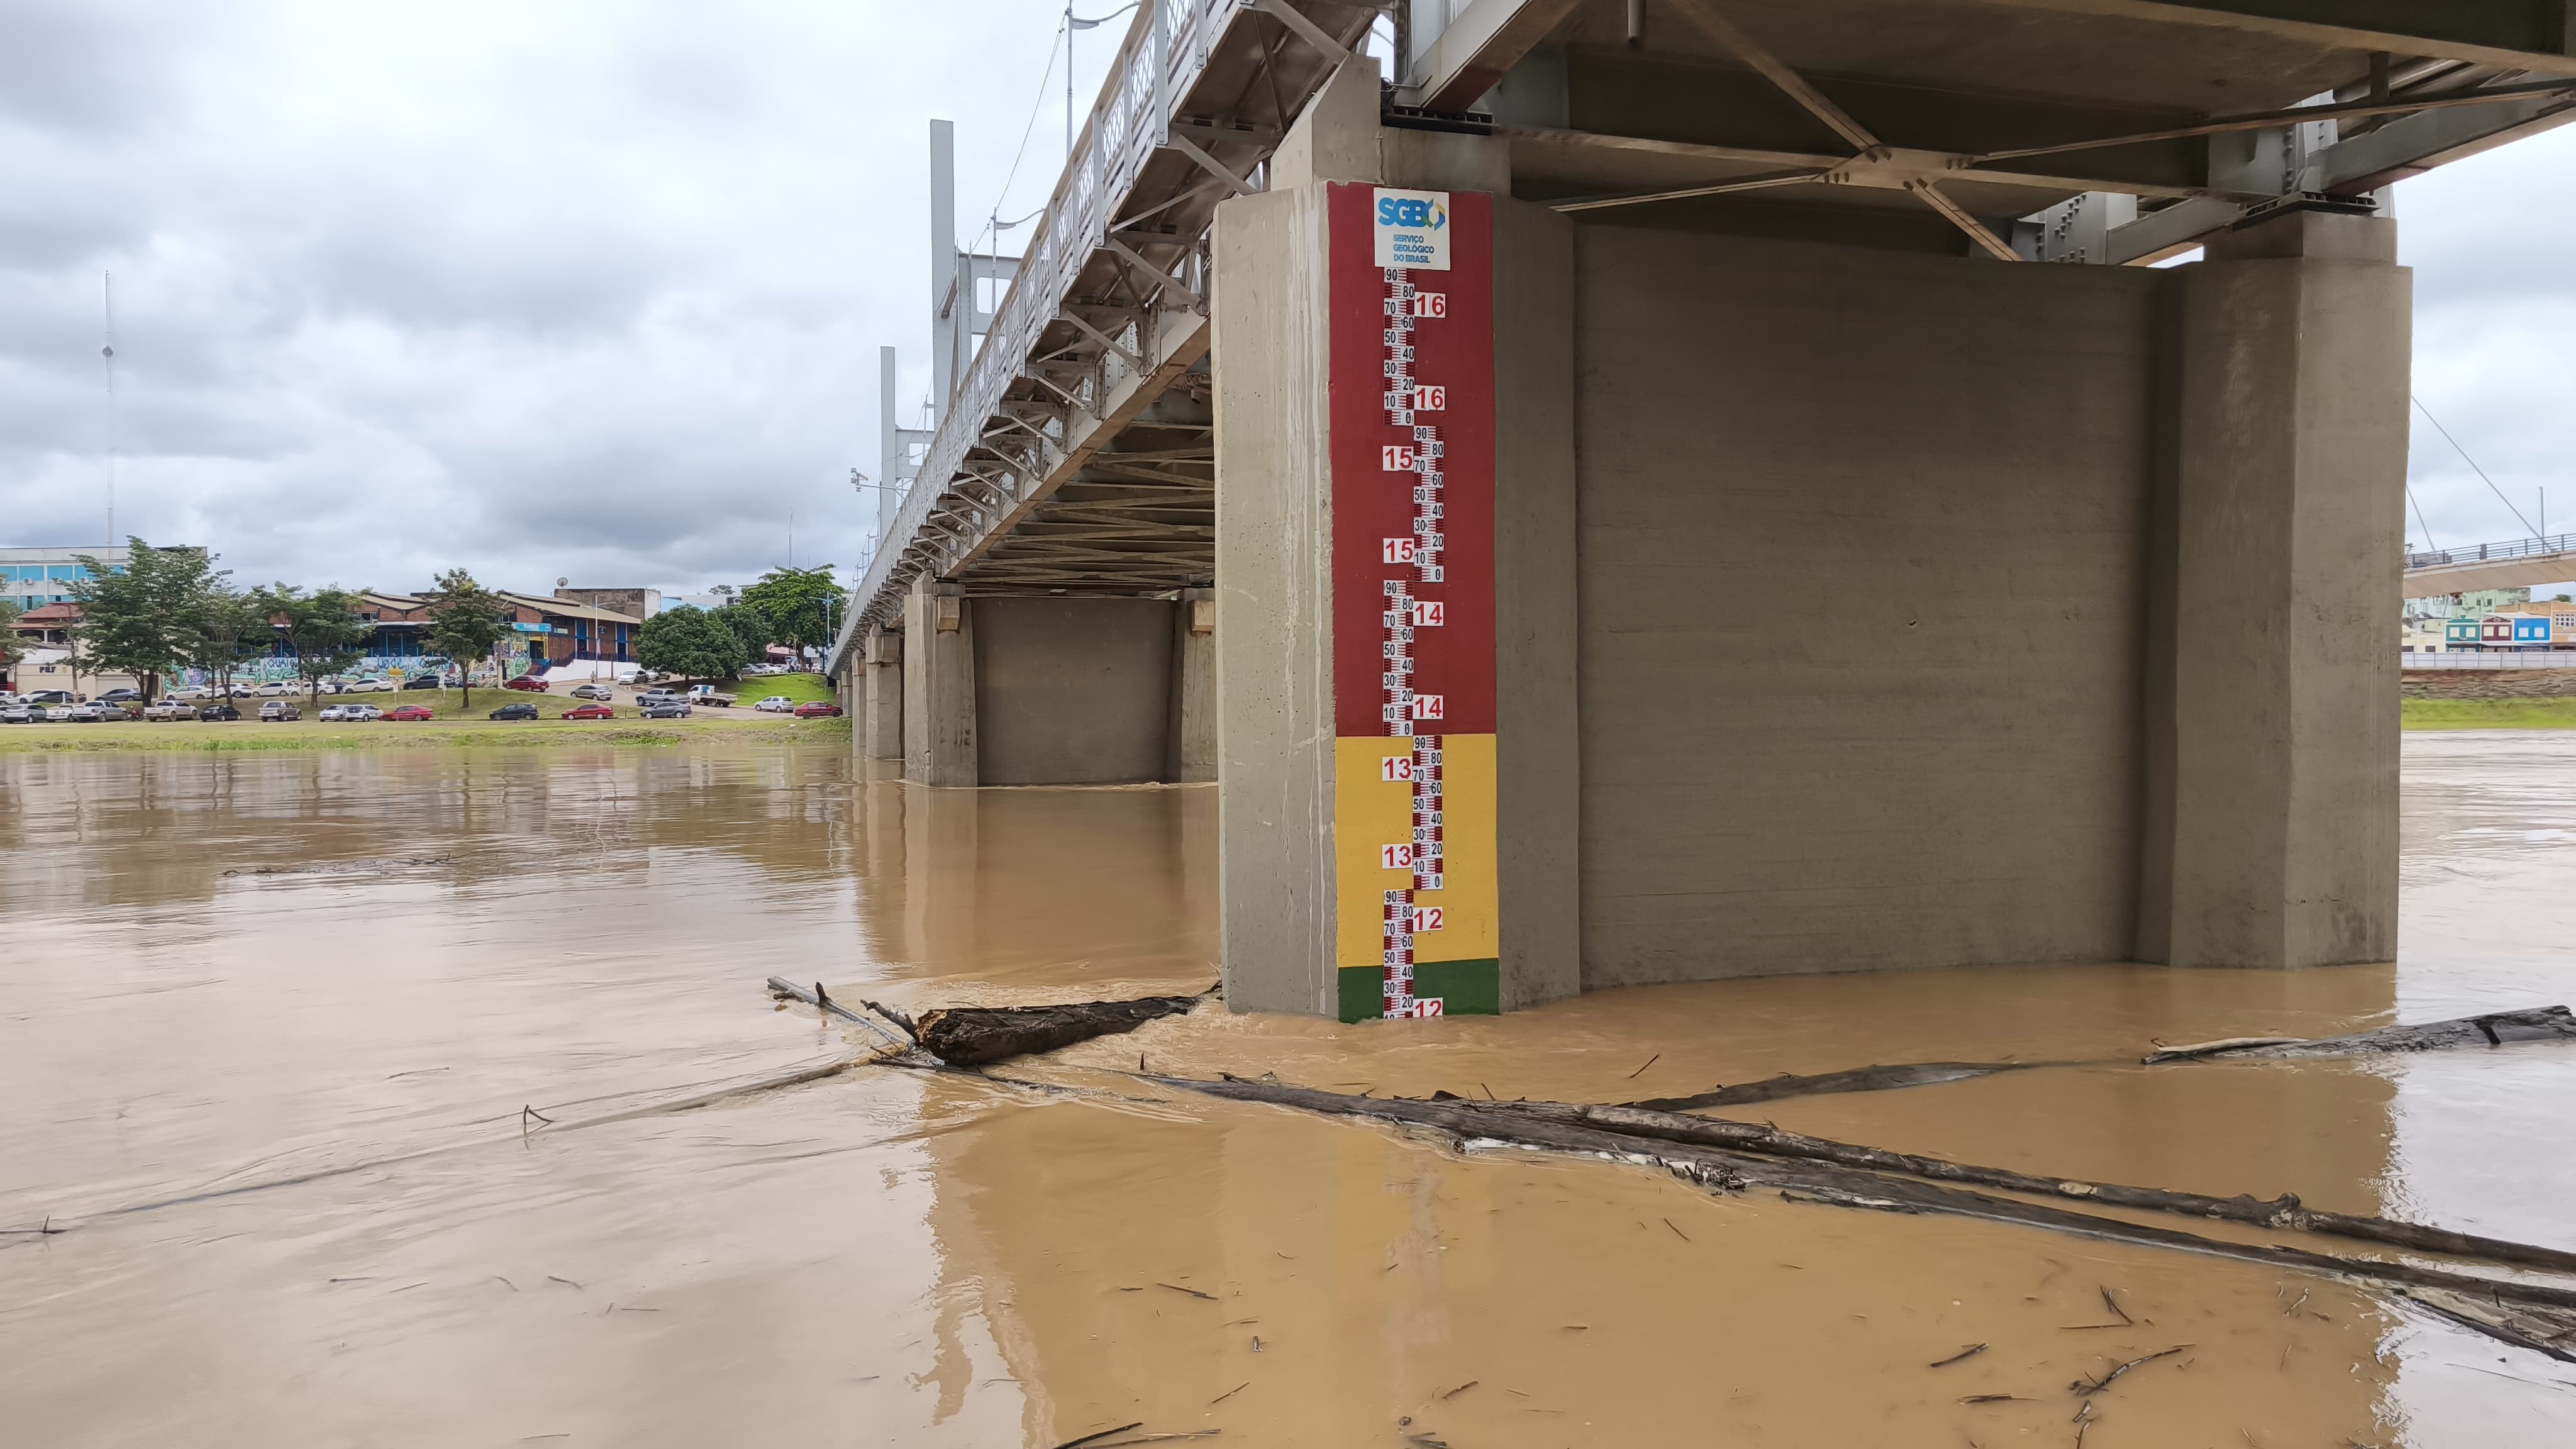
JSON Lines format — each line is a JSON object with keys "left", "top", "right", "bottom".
{"left": 1155, "top": 1075, "right": 2576, "bottom": 1351}
{"left": 764, "top": 977, "right": 913, "bottom": 1052}
{"left": 1628, "top": 1005, "right": 2576, "bottom": 1111}
{"left": 2142, "top": 1005, "right": 2576, "bottom": 1062}
{"left": 1466, "top": 1097, "right": 2576, "bottom": 1276}
{"left": 1629, "top": 1060, "right": 2050, "bottom": 1111}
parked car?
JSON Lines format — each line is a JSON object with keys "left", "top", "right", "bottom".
{"left": 753, "top": 694, "right": 796, "bottom": 713}
{"left": 640, "top": 700, "right": 691, "bottom": 719}
{"left": 254, "top": 680, "right": 295, "bottom": 697}
{"left": 319, "top": 703, "right": 383, "bottom": 721}
{"left": 61, "top": 702, "right": 109, "bottom": 723}
{"left": 687, "top": 685, "right": 736, "bottom": 707}
{"left": 489, "top": 701, "right": 540, "bottom": 720}
{"left": 615, "top": 669, "right": 645, "bottom": 686}
{"left": 169, "top": 685, "right": 215, "bottom": 702}
{"left": 258, "top": 701, "right": 302, "bottom": 721}
{"left": 197, "top": 702, "right": 243, "bottom": 721}
{"left": 142, "top": 701, "right": 196, "bottom": 721}
{"left": 96, "top": 687, "right": 142, "bottom": 705}
{"left": 793, "top": 701, "right": 845, "bottom": 719}
{"left": 502, "top": 674, "right": 550, "bottom": 692}
{"left": 21, "top": 690, "right": 76, "bottom": 707}
{"left": 564, "top": 702, "right": 616, "bottom": 721}
{"left": 0, "top": 702, "right": 34, "bottom": 724}
{"left": 401, "top": 675, "right": 444, "bottom": 691}
{"left": 569, "top": 682, "right": 613, "bottom": 702}
{"left": 383, "top": 704, "right": 434, "bottom": 721}
{"left": 339, "top": 677, "right": 392, "bottom": 693}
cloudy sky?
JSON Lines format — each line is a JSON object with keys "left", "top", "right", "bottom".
{"left": 1, "top": 2, "right": 2570, "bottom": 599}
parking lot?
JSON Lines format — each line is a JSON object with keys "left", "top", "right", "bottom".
{"left": 0, "top": 670, "right": 843, "bottom": 732}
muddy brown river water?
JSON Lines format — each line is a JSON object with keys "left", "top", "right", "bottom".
{"left": 4, "top": 734, "right": 2575, "bottom": 1446}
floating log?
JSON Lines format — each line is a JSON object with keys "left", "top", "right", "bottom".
{"left": 917, "top": 990, "right": 1210, "bottom": 1067}
{"left": 1157, "top": 1075, "right": 2576, "bottom": 1345}
{"left": 1470, "top": 1097, "right": 2576, "bottom": 1276}
{"left": 2143, "top": 1004, "right": 2576, "bottom": 1063}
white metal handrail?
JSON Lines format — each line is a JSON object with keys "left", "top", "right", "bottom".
{"left": 841, "top": 0, "right": 1243, "bottom": 653}
{"left": 2406, "top": 533, "right": 2576, "bottom": 572}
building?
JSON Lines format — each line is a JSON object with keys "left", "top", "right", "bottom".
{"left": 1, "top": 544, "right": 203, "bottom": 612}
{"left": 496, "top": 592, "right": 642, "bottom": 676}
{"left": 354, "top": 591, "right": 436, "bottom": 665}
{"left": 4, "top": 604, "right": 150, "bottom": 697}
{"left": 2406, "top": 587, "right": 2531, "bottom": 621}
{"left": 555, "top": 587, "right": 661, "bottom": 621}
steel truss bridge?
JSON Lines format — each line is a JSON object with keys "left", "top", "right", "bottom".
{"left": 830, "top": 0, "right": 2576, "bottom": 669}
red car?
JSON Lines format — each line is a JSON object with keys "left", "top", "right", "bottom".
{"left": 503, "top": 674, "right": 550, "bottom": 692}
{"left": 564, "top": 702, "right": 615, "bottom": 720}
{"left": 793, "top": 701, "right": 844, "bottom": 718}
{"left": 384, "top": 704, "right": 435, "bottom": 721}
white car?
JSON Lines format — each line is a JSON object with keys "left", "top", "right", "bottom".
{"left": 753, "top": 695, "right": 797, "bottom": 713}
{"left": 253, "top": 680, "right": 295, "bottom": 697}
{"left": 168, "top": 685, "right": 215, "bottom": 702}
{"left": 342, "top": 677, "right": 392, "bottom": 693}
{"left": 319, "top": 703, "right": 383, "bottom": 721}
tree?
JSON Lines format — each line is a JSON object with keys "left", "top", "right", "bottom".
{"left": 738, "top": 564, "right": 840, "bottom": 660}
{"left": 636, "top": 604, "right": 747, "bottom": 682}
{"left": 69, "top": 539, "right": 219, "bottom": 704}
{"left": 0, "top": 599, "right": 23, "bottom": 677}
{"left": 255, "top": 584, "right": 371, "bottom": 705}
{"left": 190, "top": 586, "right": 271, "bottom": 701}
{"left": 718, "top": 598, "right": 772, "bottom": 670}
{"left": 423, "top": 568, "right": 509, "bottom": 708}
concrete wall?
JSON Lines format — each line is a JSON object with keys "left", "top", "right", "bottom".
{"left": 972, "top": 596, "right": 1177, "bottom": 786}
{"left": 1571, "top": 223, "right": 2163, "bottom": 987}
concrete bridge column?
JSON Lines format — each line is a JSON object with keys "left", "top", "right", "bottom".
{"left": 1215, "top": 60, "right": 1579, "bottom": 1022}
{"left": 1167, "top": 588, "right": 1217, "bottom": 784}
{"left": 903, "top": 582, "right": 977, "bottom": 788}
{"left": 2141, "top": 211, "right": 2409, "bottom": 969}
{"left": 862, "top": 626, "right": 903, "bottom": 762}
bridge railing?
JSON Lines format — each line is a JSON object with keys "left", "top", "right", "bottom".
{"left": 842, "top": 0, "right": 1241, "bottom": 650}
{"left": 2406, "top": 533, "right": 2576, "bottom": 571}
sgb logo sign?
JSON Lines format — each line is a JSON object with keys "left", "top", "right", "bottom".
{"left": 1372, "top": 188, "right": 1452, "bottom": 271}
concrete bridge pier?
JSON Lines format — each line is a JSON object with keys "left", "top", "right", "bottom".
{"left": 872, "top": 576, "right": 1221, "bottom": 790}
{"left": 1167, "top": 588, "right": 1219, "bottom": 784}
{"left": 1215, "top": 62, "right": 2409, "bottom": 1022}
{"left": 2143, "top": 213, "right": 2409, "bottom": 969}
{"left": 861, "top": 626, "right": 903, "bottom": 762}
{"left": 904, "top": 582, "right": 977, "bottom": 788}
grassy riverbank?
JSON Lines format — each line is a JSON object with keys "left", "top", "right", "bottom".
{"left": 0, "top": 712, "right": 849, "bottom": 753}
{"left": 2403, "top": 698, "right": 2576, "bottom": 731}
